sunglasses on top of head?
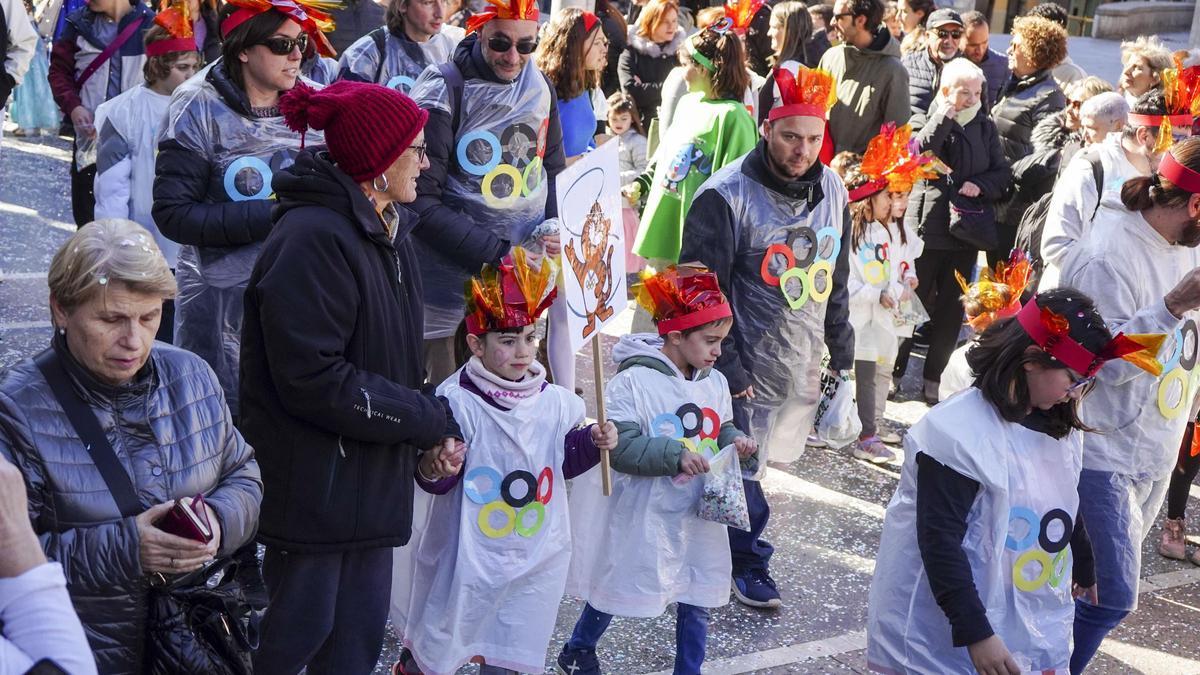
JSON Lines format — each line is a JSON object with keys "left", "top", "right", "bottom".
{"left": 487, "top": 35, "right": 539, "bottom": 54}
{"left": 259, "top": 33, "right": 309, "bottom": 56}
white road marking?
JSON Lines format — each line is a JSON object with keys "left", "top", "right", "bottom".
{"left": 2, "top": 137, "right": 72, "bottom": 162}
{"left": 0, "top": 271, "right": 47, "bottom": 280}
{"left": 0, "top": 202, "right": 74, "bottom": 232}
{"left": 0, "top": 321, "right": 51, "bottom": 330}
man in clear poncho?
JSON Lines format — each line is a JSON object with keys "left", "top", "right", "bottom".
{"left": 678, "top": 63, "right": 854, "bottom": 610}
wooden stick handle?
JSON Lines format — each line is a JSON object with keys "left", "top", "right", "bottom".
{"left": 592, "top": 338, "right": 612, "bottom": 496}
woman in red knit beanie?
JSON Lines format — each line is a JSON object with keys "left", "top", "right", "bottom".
{"left": 240, "top": 79, "right": 464, "bottom": 674}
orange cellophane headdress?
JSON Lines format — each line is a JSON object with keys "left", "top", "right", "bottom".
{"left": 768, "top": 64, "right": 836, "bottom": 121}
{"left": 848, "top": 123, "right": 948, "bottom": 201}
{"left": 1131, "top": 55, "right": 1200, "bottom": 154}
{"left": 721, "top": 0, "right": 764, "bottom": 34}
{"left": 633, "top": 264, "right": 732, "bottom": 335}
{"left": 465, "top": 248, "right": 557, "bottom": 335}
{"left": 955, "top": 249, "right": 1032, "bottom": 333}
{"left": 148, "top": 0, "right": 198, "bottom": 57}
{"left": 220, "top": 0, "right": 340, "bottom": 58}
{"left": 1016, "top": 298, "right": 1165, "bottom": 377}
{"left": 465, "top": 0, "right": 539, "bottom": 35}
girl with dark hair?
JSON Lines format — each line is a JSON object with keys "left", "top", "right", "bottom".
{"left": 628, "top": 24, "right": 757, "bottom": 263}
{"left": 869, "top": 288, "right": 1166, "bottom": 674}
{"left": 1059, "top": 136, "right": 1200, "bottom": 674}
{"left": 536, "top": 8, "right": 607, "bottom": 160}
{"left": 337, "top": 0, "right": 464, "bottom": 94}
{"left": 152, "top": 0, "right": 335, "bottom": 417}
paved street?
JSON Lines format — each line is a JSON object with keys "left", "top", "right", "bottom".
{"left": 4, "top": 33, "right": 1200, "bottom": 671}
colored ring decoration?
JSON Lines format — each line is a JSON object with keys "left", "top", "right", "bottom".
{"left": 681, "top": 437, "right": 699, "bottom": 453}
{"left": 223, "top": 156, "right": 273, "bottom": 202}
{"left": 759, "top": 243, "right": 795, "bottom": 287}
{"left": 874, "top": 243, "right": 889, "bottom": 264}
{"left": 676, "top": 403, "right": 704, "bottom": 437}
{"left": 481, "top": 163, "right": 524, "bottom": 208}
{"left": 385, "top": 74, "right": 416, "bottom": 92}
{"left": 536, "top": 118, "right": 549, "bottom": 159}
{"left": 1038, "top": 508, "right": 1072, "bottom": 554}
{"left": 463, "top": 466, "right": 502, "bottom": 505}
{"left": 514, "top": 500, "right": 546, "bottom": 537}
{"left": 500, "top": 122, "right": 538, "bottom": 167}
{"left": 786, "top": 226, "right": 818, "bottom": 269}
{"left": 1012, "top": 549, "right": 1053, "bottom": 592}
{"left": 1005, "top": 506, "right": 1039, "bottom": 551}
{"left": 522, "top": 155, "right": 544, "bottom": 196}
{"left": 456, "top": 129, "right": 502, "bottom": 176}
{"left": 808, "top": 261, "right": 834, "bottom": 303}
{"left": 652, "top": 412, "right": 685, "bottom": 439}
{"left": 696, "top": 437, "right": 721, "bottom": 457}
{"left": 500, "top": 469, "right": 538, "bottom": 509}
{"left": 699, "top": 407, "right": 721, "bottom": 440}
{"left": 1162, "top": 325, "right": 1183, "bottom": 373}
{"left": 863, "top": 260, "right": 886, "bottom": 286}
{"left": 536, "top": 466, "right": 553, "bottom": 505}
{"left": 1158, "top": 368, "right": 1188, "bottom": 419}
{"left": 1180, "top": 320, "right": 1198, "bottom": 371}
{"left": 779, "top": 266, "right": 810, "bottom": 310}
{"left": 1048, "top": 548, "right": 1070, "bottom": 588}
{"left": 814, "top": 226, "right": 841, "bottom": 262}
{"left": 477, "top": 500, "right": 516, "bottom": 538}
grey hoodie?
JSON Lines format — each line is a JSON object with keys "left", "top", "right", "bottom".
{"left": 817, "top": 28, "right": 911, "bottom": 154}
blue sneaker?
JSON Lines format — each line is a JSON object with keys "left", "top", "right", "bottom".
{"left": 732, "top": 568, "right": 782, "bottom": 608}
{"left": 557, "top": 644, "right": 601, "bottom": 675}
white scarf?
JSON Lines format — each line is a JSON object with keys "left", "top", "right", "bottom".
{"left": 463, "top": 356, "right": 547, "bottom": 410}
{"left": 954, "top": 101, "right": 982, "bottom": 127}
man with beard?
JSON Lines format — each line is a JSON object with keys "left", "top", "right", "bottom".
{"left": 677, "top": 64, "right": 854, "bottom": 609}
{"left": 1060, "top": 136, "right": 1200, "bottom": 674}
{"left": 900, "top": 8, "right": 961, "bottom": 118}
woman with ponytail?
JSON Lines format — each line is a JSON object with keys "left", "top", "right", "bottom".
{"left": 239, "top": 79, "right": 463, "bottom": 673}
{"left": 1058, "top": 136, "right": 1200, "bottom": 674}
{"left": 628, "top": 24, "right": 758, "bottom": 263}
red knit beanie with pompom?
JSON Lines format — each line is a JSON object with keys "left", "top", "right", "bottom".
{"left": 279, "top": 80, "right": 429, "bottom": 183}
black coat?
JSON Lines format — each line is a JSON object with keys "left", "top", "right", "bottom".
{"left": 599, "top": 10, "right": 627, "bottom": 96}
{"left": 618, "top": 28, "right": 686, "bottom": 125}
{"left": 991, "top": 69, "right": 1065, "bottom": 246}
{"left": 240, "top": 150, "right": 454, "bottom": 552}
{"left": 906, "top": 104, "right": 1011, "bottom": 251}
{"left": 901, "top": 48, "right": 949, "bottom": 119}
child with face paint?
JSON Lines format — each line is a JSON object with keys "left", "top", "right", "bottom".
{"left": 560, "top": 264, "right": 758, "bottom": 675}
{"left": 392, "top": 249, "right": 617, "bottom": 675}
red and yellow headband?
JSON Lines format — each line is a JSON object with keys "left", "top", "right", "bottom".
{"left": 221, "top": 0, "right": 339, "bottom": 58}
{"left": 147, "top": 1, "right": 198, "bottom": 57}
{"left": 768, "top": 65, "right": 836, "bottom": 122}
{"left": 634, "top": 265, "right": 732, "bottom": 335}
{"left": 1016, "top": 297, "right": 1164, "bottom": 378}
{"left": 465, "top": 248, "right": 557, "bottom": 336}
{"left": 465, "top": 0, "right": 539, "bottom": 35}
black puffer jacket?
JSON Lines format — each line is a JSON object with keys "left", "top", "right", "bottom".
{"left": 241, "top": 149, "right": 454, "bottom": 553}
{"left": 901, "top": 48, "right": 951, "bottom": 118}
{"left": 906, "top": 103, "right": 1011, "bottom": 251}
{"left": 0, "top": 338, "right": 262, "bottom": 674}
{"left": 618, "top": 26, "right": 686, "bottom": 125}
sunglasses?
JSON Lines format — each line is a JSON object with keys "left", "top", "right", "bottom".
{"left": 487, "top": 35, "right": 539, "bottom": 54}
{"left": 408, "top": 143, "right": 427, "bottom": 163}
{"left": 259, "top": 33, "right": 308, "bottom": 56}
{"left": 935, "top": 29, "right": 964, "bottom": 40}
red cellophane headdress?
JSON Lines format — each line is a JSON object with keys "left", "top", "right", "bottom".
{"left": 148, "top": 0, "right": 198, "bottom": 57}
{"left": 221, "top": 0, "right": 339, "bottom": 58}
{"left": 955, "top": 249, "right": 1032, "bottom": 333}
{"left": 634, "top": 264, "right": 733, "bottom": 335}
{"left": 1016, "top": 297, "right": 1166, "bottom": 377}
{"left": 721, "top": 0, "right": 764, "bottom": 34}
{"left": 1130, "top": 55, "right": 1200, "bottom": 154}
{"left": 848, "top": 123, "right": 949, "bottom": 201}
{"left": 768, "top": 64, "right": 836, "bottom": 121}
{"left": 465, "top": 248, "right": 557, "bottom": 335}
{"left": 465, "top": 0, "right": 539, "bottom": 35}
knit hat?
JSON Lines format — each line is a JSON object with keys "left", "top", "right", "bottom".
{"left": 279, "top": 81, "right": 429, "bottom": 183}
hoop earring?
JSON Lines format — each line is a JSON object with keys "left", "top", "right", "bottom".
{"left": 373, "top": 174, "right": 390, "bottom": 192}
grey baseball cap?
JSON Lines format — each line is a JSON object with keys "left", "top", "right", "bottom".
{"left": 927, "top": 8, "right": 964, "bottom": 28}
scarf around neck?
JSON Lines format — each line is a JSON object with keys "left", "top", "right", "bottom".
{"left": 464, "top": 356, "right": 547, "bottom": 409}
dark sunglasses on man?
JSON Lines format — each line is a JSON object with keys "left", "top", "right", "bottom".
{"left": 260, "top": 33, "right": 309, "bottom": 55}
{"left": 487, "top": 35, "right": 539, "bottom": 54}
{"left": 935, "top": 28, "right": 963, "bottom": 40}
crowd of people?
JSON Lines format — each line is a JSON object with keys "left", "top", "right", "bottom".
{"left": 2, "top": 0, "right": 1200, "bottom": 672}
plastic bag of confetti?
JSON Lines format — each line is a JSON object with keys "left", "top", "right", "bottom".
{"left": 698, "top": 445, "right": 750, "bottom": 531}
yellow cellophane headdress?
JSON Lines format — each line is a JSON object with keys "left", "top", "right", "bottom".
{"left": 464, "top": 248, "right": 557, "bottom": 335}
{"left": 955, "top": 249, "right": 1032, "bottom": 332}
{"left": 465, "top": 0, "right": 539, "bottom": 34}
{"left": 1142, "top": 55, "right": 1199, "bottom": 154}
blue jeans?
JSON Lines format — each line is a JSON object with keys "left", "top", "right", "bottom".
{"left": 729, "top": 398, "right": 773, "bottom": 573}
{"left": 1070, "top": 599, "right": 1128, "bottom": 674}
{"left": 567, "top": 602, "right": 711, "bottom": 674}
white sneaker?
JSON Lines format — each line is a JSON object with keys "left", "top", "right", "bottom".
{"left": 806, "top": 434, "right": 827, "bottom": 448}
{"left": 853, "top": 437, "right": 897, "bottom": 464}
{"left": 878, "top": 429, "right": 903, "bottom": 445}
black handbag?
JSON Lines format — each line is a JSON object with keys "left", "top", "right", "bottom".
{"left": 33, "top": 349, "right": 255, "bottom": 675}
{"left": 947, "top": 192, "right": 998, "bottom": 251}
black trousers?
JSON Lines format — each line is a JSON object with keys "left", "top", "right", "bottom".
{"left": 253, "top": 546, "right": 394, "bottom": 675}
{"left": 1167, "top": 422, "right": 1200, "bottom": 520}
{"left": 70, "top": 151, "right": 96, "bottom": 228}
{"left": 893, "top": 248, "right": 977, "bottom": 383}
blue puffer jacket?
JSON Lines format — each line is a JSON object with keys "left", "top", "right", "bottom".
{"left": 901, "top": 48, "right": 945, "bottom": 119}
{"left": 0, "top": 338, "right": 262, "bottom": 675}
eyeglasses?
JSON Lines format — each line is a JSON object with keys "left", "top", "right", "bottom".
{"left": 833, "top": 12, "right": 854, "bottom": 20}
{"left": 259, "top": 33, "right": 308, "bottom": 56}
{"left": 935, "top": 29, "right": 963, "bottom": 40}
{"left": 408, "top": 143, "right": 427, "bottom": 162}
{"left": 1067, "top": 374, "right": 1096, "bottom": 395}
{"left": 487, "top": 35, "right": 539, "bottom": 54}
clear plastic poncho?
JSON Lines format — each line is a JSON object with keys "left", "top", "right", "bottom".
{"left": 158, "top": 63, "right": 321, "bottom": 415}
{"left": 697, "top": 158, "right": 848, "bottom": 475}
{"left": 868, "top": 388, "right": 1082, "bottom": 673}
{"left": 408, "top": 58, "right": 552, "bottom": 339}
{"left": 338, "top": 25, "right": 464, "bottom": 94}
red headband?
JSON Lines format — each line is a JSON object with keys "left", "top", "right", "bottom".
{"left": 1016, "top": 296, "right": 1166, "bottom": 378}
{"left": 1160, "top": 149, "right": 1200, "bottom": 194}
{"left": 847, "top": 178, "right": 887, "bottom": 202}
{"left": 1128, "top": 113, "right": 1193, "bottom": 128}
{"left": 146, "top": 37, "right": 198, "bottom": 57}
{"left": 582, "top": 11, "right": 598, "bottom": 32}
{"left": 657, "top": 303, "right": 733, "bottom": 335}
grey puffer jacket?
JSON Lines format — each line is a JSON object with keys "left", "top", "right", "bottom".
{"left": 0, "top": 338, "right": 262, "bottom": 675}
